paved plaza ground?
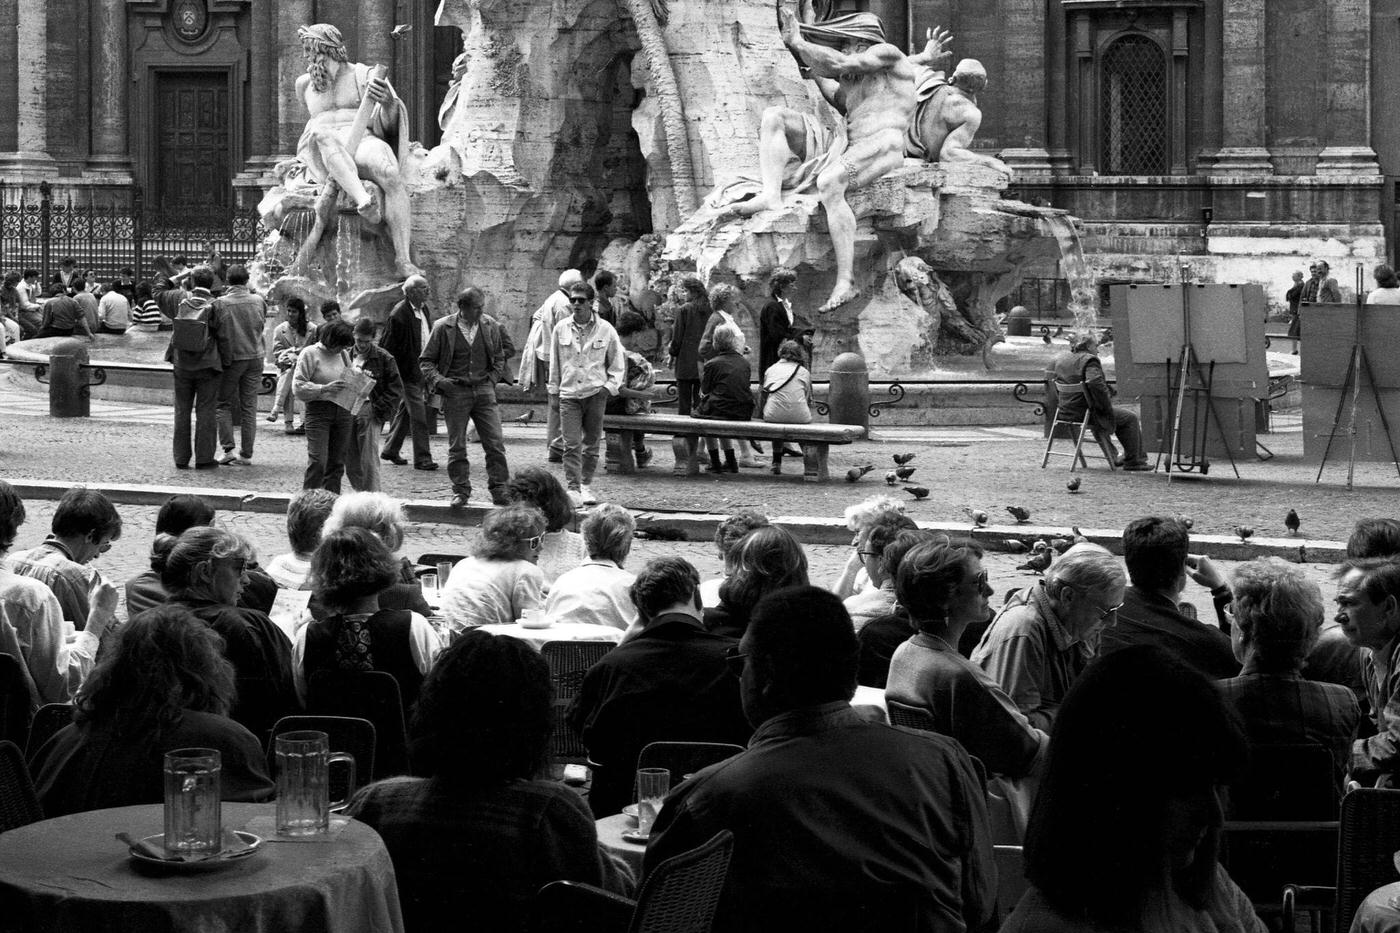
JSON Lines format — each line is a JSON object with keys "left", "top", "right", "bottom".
{"left": 3, "top": 391, "right": 1391, "bottom": 625}
{"left": 1, "top": 391, "right": 1395, "bottom": 545}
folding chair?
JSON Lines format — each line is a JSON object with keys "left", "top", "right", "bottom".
{"left": 267, "top": 715, "right": 377, "bottom": 804}
{"left": 24, "top": 703, "right": 73, "bottom": 762}
{"left": 1040, "top": 382, "right": 1117, "bottom": 472}
{"left": 307, "top": 671, "right": 410, "bottom": 779}
{"left": 530, "top": 830, "right": 734, "bottom": 933}
{"left": 541, "top": 641, "right": 615, "bottom": 764}
{"left": 0, "top": 739, "right": 42, "bottom": 832}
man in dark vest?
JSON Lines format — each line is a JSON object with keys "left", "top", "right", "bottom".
{"left": 379, "top": 275, "right": 439, "bottom": 470}
{"left": 1046, "top": 332, "right": 1151, "bottom": 471}
{"left": 419, "top": 287, "right": 515, "bottom": 509}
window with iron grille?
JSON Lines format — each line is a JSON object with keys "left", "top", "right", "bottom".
{"left": 1100, "top": 35, "right": 1168, "bottom": 175}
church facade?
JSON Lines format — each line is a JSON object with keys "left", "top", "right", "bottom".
{"left": 0, "top": 0, "right": 1394, "bottom": 307}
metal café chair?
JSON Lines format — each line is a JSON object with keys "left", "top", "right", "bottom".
{"left": 306, "top": 671, "right": 409, "bottom": 780}
{"left": 530, "top": 829, "right": 734, "bottom": 933}
{"left": 1282, "top": 788, "right": 1400, "bottom": 933}
{"left": 541, "top": 641, "right": 615, "bottom": 764}
{"left": 0, "top": 740, "right": 43, "bottom": 833}
{"left": 24, "top": 703, "right": 73, "bottom": 762}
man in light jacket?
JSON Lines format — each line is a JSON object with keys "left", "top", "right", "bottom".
{"left": 547, "top": 281, "right": 624, "bottom": 507}
{"left": 518, "top": 269, "right": 584, "bottom": 461}
{"left": 214, "top": 265, "right": 268, "bottom": 465}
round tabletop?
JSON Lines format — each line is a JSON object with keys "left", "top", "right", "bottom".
{"left": 0, "top": 803, "right": 404, "bottom": 933}
{"left": 596, "top": 812, "right": 647, "bottom": 877}
{"left": 478, "top": 621, "right": 625, "bottom": 650}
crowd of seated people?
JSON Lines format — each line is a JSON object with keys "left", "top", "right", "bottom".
{"left": 10, "top": 475, "right": 1400, "bottom": 933}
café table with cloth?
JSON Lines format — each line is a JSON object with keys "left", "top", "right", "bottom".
{"left": 596, "top": 812, "right": 647, "bottom": 877}
{"left": 0, "top": 802, "right": 404, "bottom": 933}
{"left": 478, "top": 621, "right": 625, "bottom": 651}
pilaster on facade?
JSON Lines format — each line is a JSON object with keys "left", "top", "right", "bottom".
{"left": 1315, "top": 146, "right": 1383, "bottom": 176}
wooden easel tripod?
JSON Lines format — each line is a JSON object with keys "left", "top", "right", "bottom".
{"left": 1315, "top": 271, "right": 1400, "bottom": 488}
{"left": 1157, "top": 286, "right": 1241, "bottom": 482}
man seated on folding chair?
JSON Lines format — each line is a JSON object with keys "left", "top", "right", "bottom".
{"left": 1046, "top": 332, "right": 1151, "bottom": 471}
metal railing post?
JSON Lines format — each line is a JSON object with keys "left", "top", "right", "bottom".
{"left": 38, "top": 181, "right": 51, "bottom": 282}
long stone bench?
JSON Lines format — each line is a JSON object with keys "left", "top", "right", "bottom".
{"left": 603, "top": 414, "right": 866, "bottom": 482}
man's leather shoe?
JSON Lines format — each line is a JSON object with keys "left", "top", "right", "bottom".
{"left": 414, "top": 461, "right": 439, "bottom": 471}
{"left": 450, "top": 493, "right": 469, "bottom": 509}
{"left": 381, "top": 453, "right": 408, "bottom": 465}
{"left": 490, "top": 491, "right": 512, "bottom": 506}
{"left": 1122, "top": 462, "right": 1153, "bottom": 472}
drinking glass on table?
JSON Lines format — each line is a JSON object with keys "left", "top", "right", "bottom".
{"left": 436, "top": 561, "right": 455, "bottom": 584}
{"left": 275, "top": 731, "right": 356, "bottom": 836}
{"left": 164, "top": 748, "right": 222, "bottom": 855}
{"left": 420, "top": 572, "right": 438, "bottom": 596}
{"left": 635, "top": 768, "right": 671, "bottom": 836}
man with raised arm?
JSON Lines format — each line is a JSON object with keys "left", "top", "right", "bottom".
{"left": 295, "top": 23, "right": 421, "bottom": 278}
{"left": 735, "top": 9, "right": 947, "bottom": 313}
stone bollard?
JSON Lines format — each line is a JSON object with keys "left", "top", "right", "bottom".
{"left": 827, "top": 352, "right": 870, "bottom": 430}
{"left": 47, "top": 338, "right": 91, "bottom": 418}
{"left": 1006, "top": 305, "right": 1032, "bottom": 337}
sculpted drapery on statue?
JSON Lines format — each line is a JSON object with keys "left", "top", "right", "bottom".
{"left": 294, "top": 24, "right": 421, "bottom": 279}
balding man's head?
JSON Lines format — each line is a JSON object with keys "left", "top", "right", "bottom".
{"left": 558, "top": 269, "right": 584, "bottom": 290}
{"left": 953, "top": 59, "right": 988, "bottom": 93}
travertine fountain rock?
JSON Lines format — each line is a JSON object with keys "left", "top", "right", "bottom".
{"left": 400, "top": 0, "right": 819, "bottom": 344}
{"left": 276, "top": 0, "right": 1074, "bottom": 376}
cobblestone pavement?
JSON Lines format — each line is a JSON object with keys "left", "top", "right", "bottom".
{"left": 1, "top": 391, "right": 1393, "bottom": 542}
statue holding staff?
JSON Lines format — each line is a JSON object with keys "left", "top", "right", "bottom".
{"left": 294, "top": 24, "right": 421, "bottom": 279}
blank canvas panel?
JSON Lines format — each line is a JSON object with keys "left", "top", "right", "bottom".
{"left": 1300, "top": 305, "right": 1400, "bottom": 462}
{"left": 1111, "top": 284, "right": 1268, "bottom": 459}
{"left": 1300, "top": 305, "right": 1400, "bottom": 389}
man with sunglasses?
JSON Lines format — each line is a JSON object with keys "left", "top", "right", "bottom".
{"left": 546, "top": 281, "right": 625, "bottom": 507}
{"left": 646, "top": 585, "right": 996, "bottom": 932}
{"left": 972, "top": 543, "right": 1126, "bottom": 731}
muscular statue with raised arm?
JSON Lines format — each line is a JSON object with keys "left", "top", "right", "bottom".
{"left": 734, "top": 7, "right": 949, "bottom": 313}
{"left": 295, "top": 24, "right": 421, "bottom": 279}
{"left": 905, "top": 52, "right": 1009, "bottom": 171}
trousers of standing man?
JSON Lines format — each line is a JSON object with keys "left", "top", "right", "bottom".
{"left": 383, "top": 382, "right": 433, "bottom": 467}
{"left": 303, "top": 400, "right": 353, "bottom": 492}
{"left": 217, "top": 358, "right": 263, "bottom": 459}
{"left": 173, "top": 368, "right": 221, "bottom": 467}
{"left": 440, "top": 382, "right": 509, "bottom": 503}
{"left": 559, "top": 390, "right": 609, "bottom": 490}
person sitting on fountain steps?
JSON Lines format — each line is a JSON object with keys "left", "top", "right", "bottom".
{"left": 1046, "top": 332, "right": 1151, "bottom": 471}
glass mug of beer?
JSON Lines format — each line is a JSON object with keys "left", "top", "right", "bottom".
{"left": 274, "top": 731, "right": 356, "bottom": 836}
{"left": 163, "top": 748, "right": 222, "bottom": 855}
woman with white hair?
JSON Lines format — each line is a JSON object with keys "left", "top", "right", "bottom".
{"left": 833, "top": 494, "right": 909, "bottom": 598}
{"left": 314, "top": 491, "right": 431, "bottom": 620}
{"left": 544, "top": 504, "right": 638, "bottom": 630}
{"left": 693, "top": 323, "right": 753, "bottom": 473}
{"left": 972, "top": 543, "right": 1127, "bottom": 731}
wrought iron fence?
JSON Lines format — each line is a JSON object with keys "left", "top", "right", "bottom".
{"left": 0, "top": 182, "right": 266, "bottom": 285}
